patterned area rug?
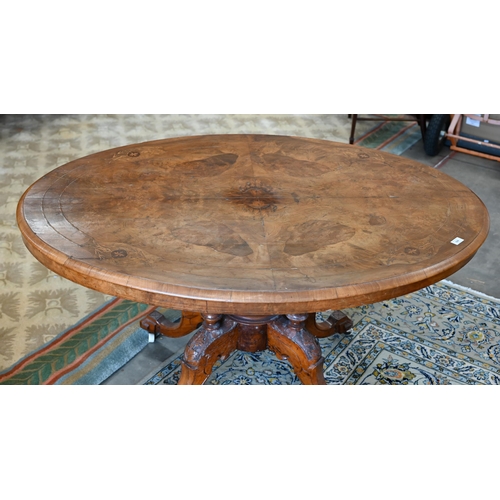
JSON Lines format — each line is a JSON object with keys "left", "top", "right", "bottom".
{"left": 0, "top": 114, "right": 423, "bottom": 384}
{"left": 0, "top": 299, "right": 155, "bottom": 384}
{"left": 143, "top": 281, "right": 500, "bottom": 385}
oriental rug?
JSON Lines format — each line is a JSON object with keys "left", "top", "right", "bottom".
{"left": 0, "top": 114, "right": 423, "bottom": 384}
{"left": 144, "top": 281, "right": 500, "bottom": 385}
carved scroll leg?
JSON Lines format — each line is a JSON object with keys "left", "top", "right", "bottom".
{"left": 306, "top": 310, "right": 353, "bottom": 338}
{"left": 267, "top": 314, "right": 326, "bottom": 385}
{"left": 140, "top": 310, "right": 203, "bottom": 342}
{"left": 178, "top": 314, "right": 239, "bottom": 385}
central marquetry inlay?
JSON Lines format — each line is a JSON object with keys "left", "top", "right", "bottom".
{"left": 228, "top": 182, "right": 278, "bottom": 213}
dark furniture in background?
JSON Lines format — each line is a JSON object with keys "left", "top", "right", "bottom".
{"left": 348, "top": 114, "right": 429, "bottom": 144}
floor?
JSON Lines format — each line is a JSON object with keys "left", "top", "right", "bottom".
{"left": 102, "top": 138, "right": 500, "bottom": 384}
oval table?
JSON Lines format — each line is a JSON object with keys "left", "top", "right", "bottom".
{"left": 17, "top": 134, "right": 490, "bottom": 384}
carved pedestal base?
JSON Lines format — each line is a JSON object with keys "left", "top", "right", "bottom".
{"left": 140, "top": 309, "right": 353, "bottom": 385}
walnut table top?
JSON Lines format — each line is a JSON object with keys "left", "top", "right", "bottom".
{"left": 17, "top": 134, "right": 489, "bottom": 316}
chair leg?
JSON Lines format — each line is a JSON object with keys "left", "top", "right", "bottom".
{"left": 349, "top": 114, "right": 357, "bottom": 144}
{"left": 417, "top": 114, "right": 426, "bottom": 140}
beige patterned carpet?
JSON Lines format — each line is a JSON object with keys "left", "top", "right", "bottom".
{"left": 2, "top": 114, "right": 387, "bottom": 373}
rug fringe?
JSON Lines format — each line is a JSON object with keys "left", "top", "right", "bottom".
{"left": 441, "top": 279, "right": 500, "bottom": 303}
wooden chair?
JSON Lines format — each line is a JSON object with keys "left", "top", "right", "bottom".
{"left": 348, "top": 114, "right": 428, "bottom": 144}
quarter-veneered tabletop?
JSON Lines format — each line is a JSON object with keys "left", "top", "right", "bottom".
{"left": 17, "top": 134, "right": 489, "bottom": 315}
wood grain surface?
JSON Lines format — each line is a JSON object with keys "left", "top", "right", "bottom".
{"left": 17, "top": 134, "right": 490, "bottom": 315}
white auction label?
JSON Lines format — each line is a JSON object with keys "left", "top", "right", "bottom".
{"left": 451, "top": 237, "right": 464, "bottom": 245}
{"left": 466, "top": 116, "right": 481, "bottom": 127}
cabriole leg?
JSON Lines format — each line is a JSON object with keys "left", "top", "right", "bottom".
{"left": 178, "top": 314, "right": 238, "bottom": 385}
{"left": 267, "top": 314, "right": 326, "bottom": 385}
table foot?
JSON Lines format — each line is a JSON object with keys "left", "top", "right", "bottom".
{"left": 306, "top": 311, "right": 353, "bottom": 337}
{"left": 268, "top": 314, "right": 326, "bottom": 385}
{"left": 140, "top": 310, "right": 203, "bottom": 339}
{"left": 178, "top": 314, "right": 239, "bottom": 385}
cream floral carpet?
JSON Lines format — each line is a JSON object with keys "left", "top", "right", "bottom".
{"left": 0, "top": 114, "right": 424, "bottom": 382}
